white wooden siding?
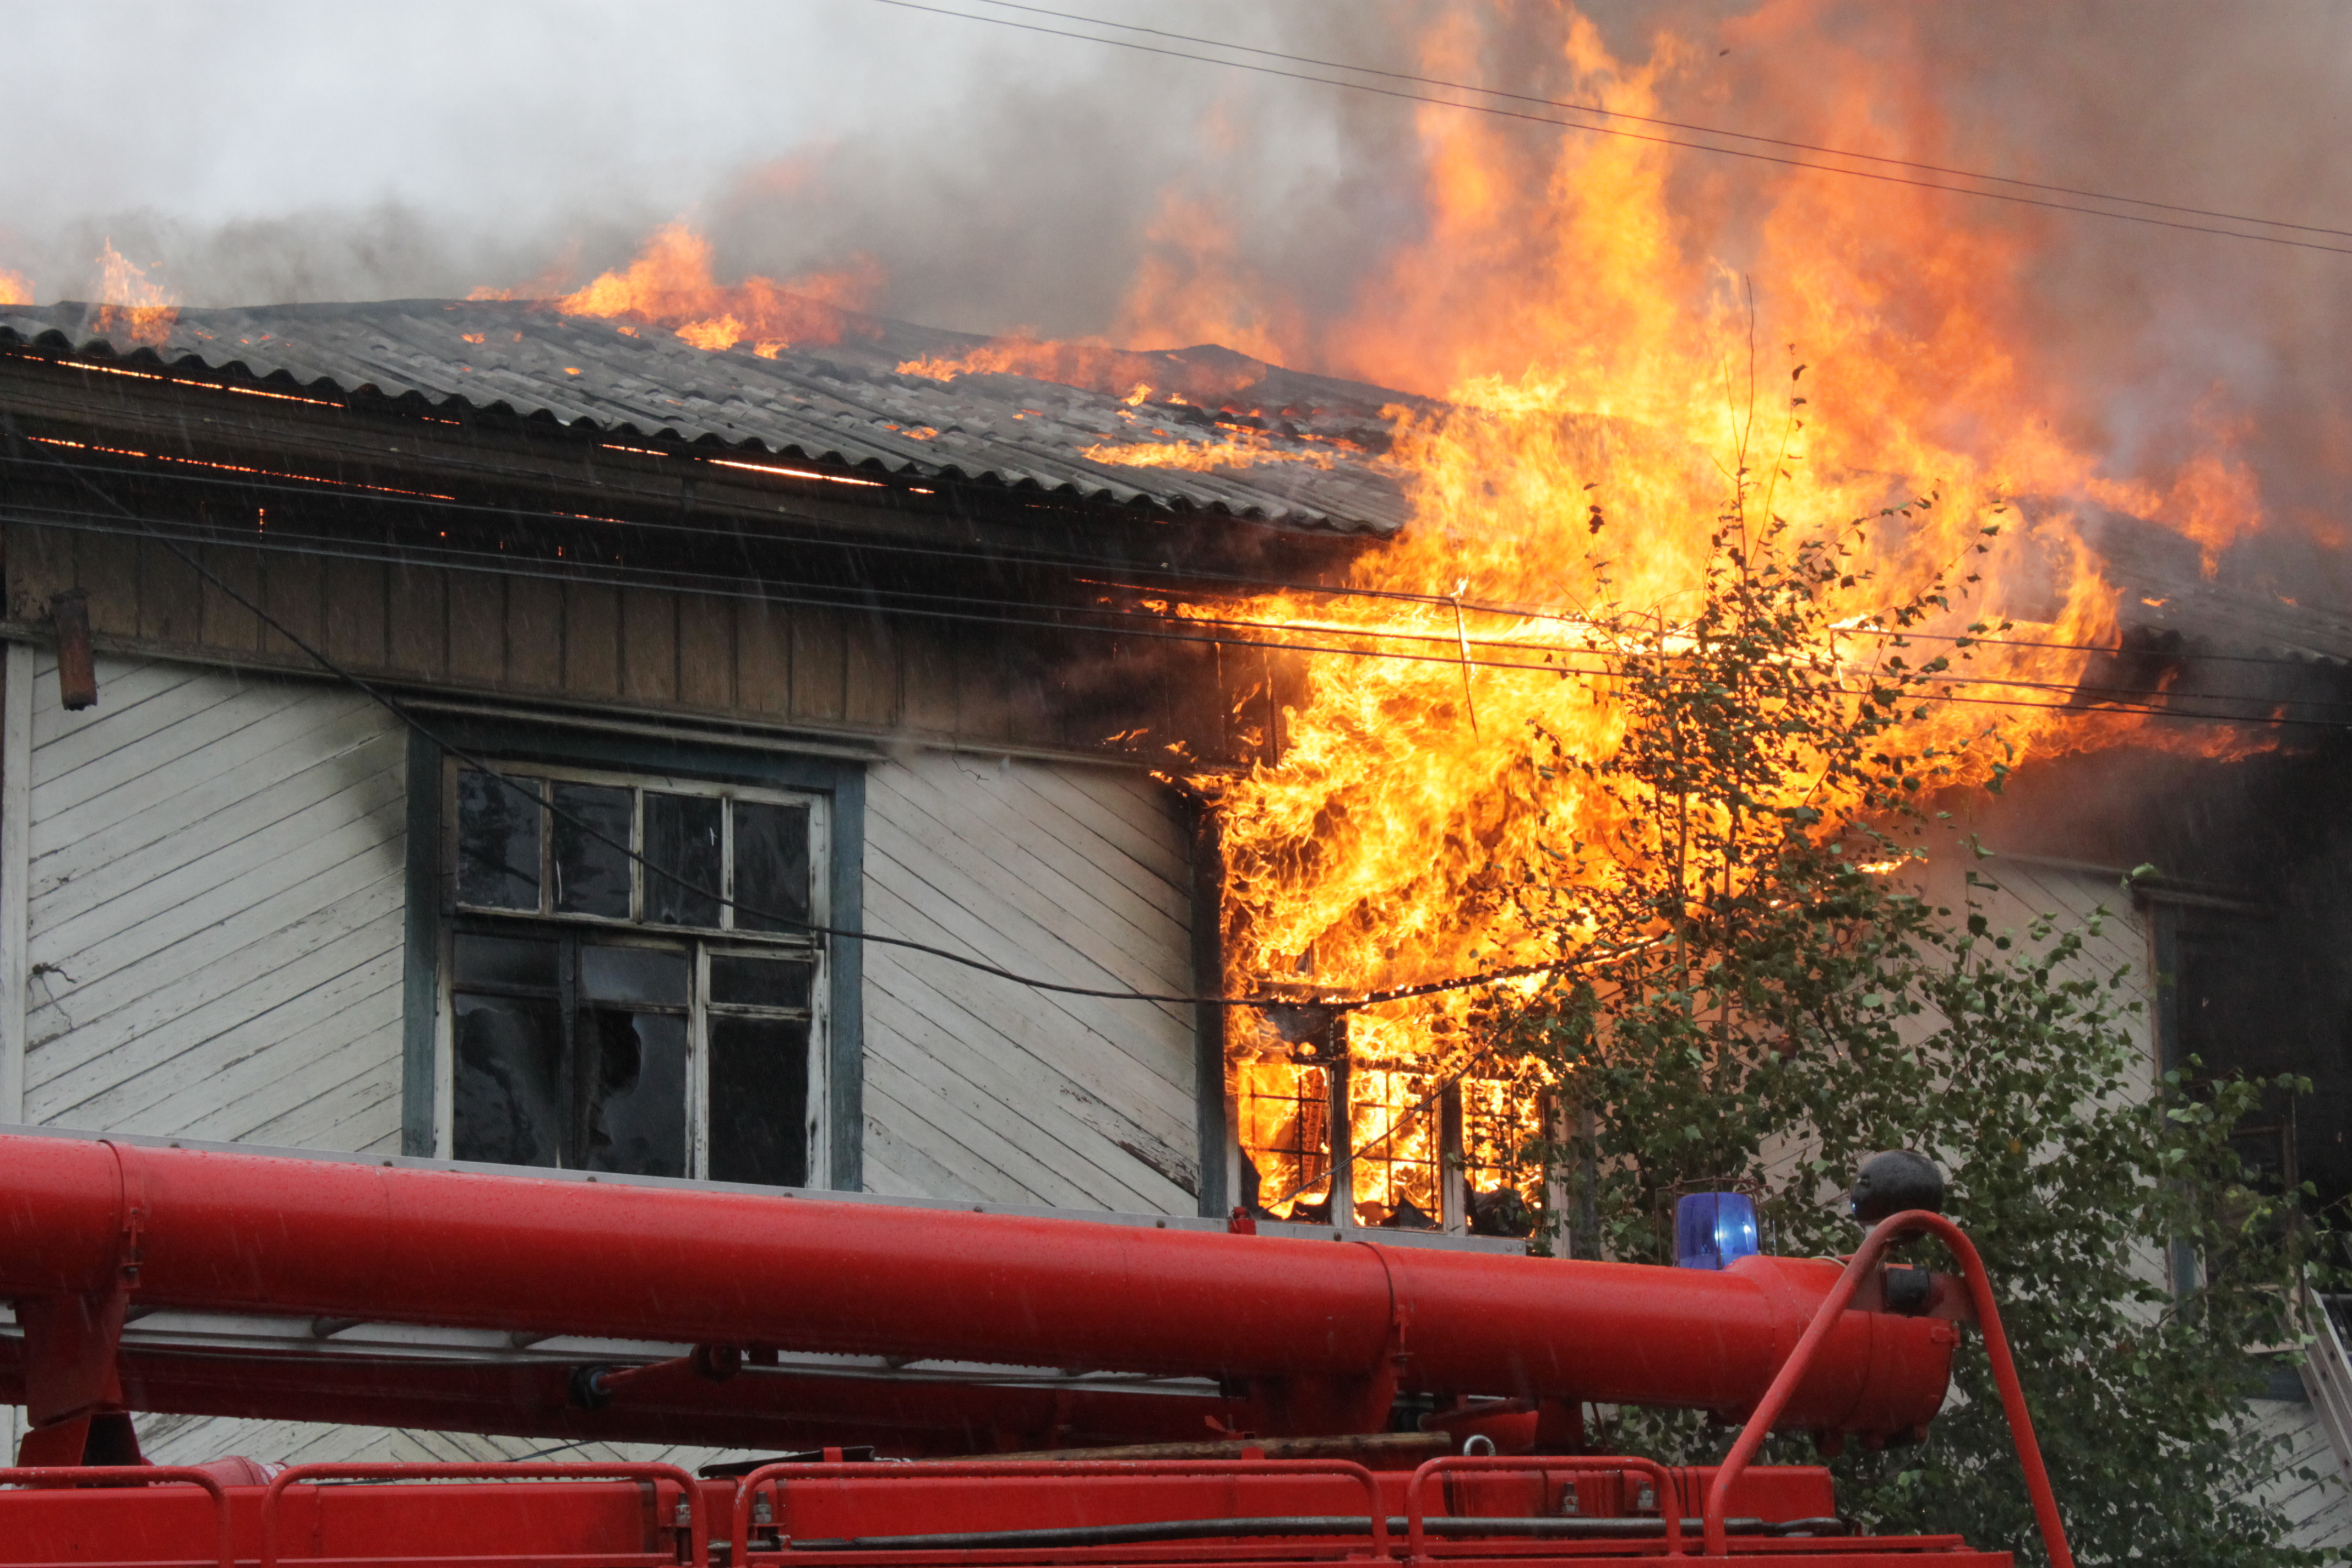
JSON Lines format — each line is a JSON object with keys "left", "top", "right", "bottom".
{"left": 861, "top": 751, "right": 1198, "bottom": 1212}
{"left": 18, "top": 652, "right": 407, "bottom": 1150}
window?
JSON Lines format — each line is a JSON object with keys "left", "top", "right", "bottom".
{"left": 440, "top": 762, "right": 828, "bottom": 1186}
{"left": 1236, "top": 1049, "right": 1538, "bottom": 1238}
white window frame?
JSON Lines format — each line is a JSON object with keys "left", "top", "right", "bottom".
{"left": 432, "top": 757, "right": 832, "bottom": 1184}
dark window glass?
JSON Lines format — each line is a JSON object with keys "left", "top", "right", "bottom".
{"left": 453, "top": 933, "right": 559, "bottom": 991}
{"left": 456, "top": 771, "right": 542, "bottom": 910}
{"left": 732, "top": 801, "right": 812, "bottom": 934}
{"left": 643, "top": 793, "right": 722, "bottom": 928}
{"left": 453, "top": 994, "right": 563, "bottom": 1167}
{"left": 583, "top": 1011, "right": 689, "bottom": 1177}
{"left": 581, "top": 944, "right": 689, "bottom": 1006}
{"left": 552, "top": 782, "right": 633, "bottom": 918}
{"left": 709, "top": 1016, "right": 809, "bottom": 1187}
{"left": 710, "top": 955, "right": 815, "bottom": 1011}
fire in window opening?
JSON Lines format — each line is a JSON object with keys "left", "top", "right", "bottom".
{"left": 444, "top": 764, "right": 826, "bottom": 1187}
{"left": 1234, "top": 1014, "right": 1539, "bottom": 1237}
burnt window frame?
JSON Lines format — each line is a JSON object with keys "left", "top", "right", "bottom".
{"left": 401, "top": 721, "right": 864, "bottom": 1190}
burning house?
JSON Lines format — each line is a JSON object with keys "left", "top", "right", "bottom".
{"left": 0, "top": 262, "right": 2348, "bottom": 1547}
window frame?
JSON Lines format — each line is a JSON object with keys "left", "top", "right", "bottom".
{"left": 403, "top": 720, "right": 864, "bottom": 1189}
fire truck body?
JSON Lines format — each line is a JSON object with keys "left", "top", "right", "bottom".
{"left": 0, "top": 1130, "right": 2064, "bottom": 1564}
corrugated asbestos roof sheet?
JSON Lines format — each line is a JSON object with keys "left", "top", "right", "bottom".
{"left": 0, "top": 298, "right": 1415, "bottom": 537}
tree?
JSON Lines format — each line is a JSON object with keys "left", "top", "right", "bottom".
{"left": 1472, "top": 479, "right": 2327, "bottom": 1564}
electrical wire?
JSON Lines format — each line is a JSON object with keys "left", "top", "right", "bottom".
{"left": 11, "top": 440, "right": 1638, "bottom": 1014}
{"left": 859, "top": 0, "right": 2352, "bottom": 260}
{"left": 7, "top": 353, "right": 2346, "bottom": 681}
{"left": 18, "top": 496, "right": 2352, "bottom": 734}
{"left": 966, "top": 0, "right": 2352, "bottom": 242}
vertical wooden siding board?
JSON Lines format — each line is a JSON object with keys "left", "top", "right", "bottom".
{"left": 75, "top": 530, "right": 139, "bottom": 635}
{"left": 6, "top": 525, "right": 77, "bottom": 621}
{"left": 791, "top": 605, "right": 848, "bottom": 722}
{"left": 676, "top": 591, "right": 734, "bottom": 711}
{"left": 324, "top": 558, "right": 390, "bottom": 671}
{"left": 197, "top": 545, "right": 263, "bottom": 654}
{"left": 259, "top": 551, "right": 327, "bottom": 661}
{"left": 900, "top": 627, "right": 960, "bottom": 736}
{"left": 620, "top": 587, "right": 679, "bottom": 705}
{"left": 135, "top": 539, "right": 205, "bottom": 646}
{"left": 563, "top": 581, "right": 621, "bottom": 698}
{"left": 736, "top": 599, "right": 792, "bottom": 717}
{"left": 845, "top": 609, "right": 899, "bottom": 728}
{"left": 507, "top": 577, "right": 563, "bottom": 691}
{"left": 445, "top": 573, "right": 504, "bottom": 685}
{"left": 386, "top": 563, "right": 449, "bottom": 682}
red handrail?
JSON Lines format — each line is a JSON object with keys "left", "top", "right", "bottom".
{"left": 0, "top": 1466, "right": 233, "bottom": 1568}
{"left": 729, "top": 1457, "right": 1391, "bottom": 1564}
{"left": 1700, "top": 1208, "right": 2073, "bottom": 1565}
{"left": 1402, "top": 1454, "right": 1685, "bottom": 1558}
{"left": 260, "top": 1460, "right": 706, "bottom": 1568}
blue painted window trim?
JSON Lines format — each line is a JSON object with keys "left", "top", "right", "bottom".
{"left": 400, "top": 718, "right": 864, "bottom": 1190}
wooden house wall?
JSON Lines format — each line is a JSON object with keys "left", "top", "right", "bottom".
{"left": 17, "top": 650, "right": 410, "bottom": 1147}
{"left": 862, "top": 751, "right": 1199, "bottom": 1212}
{"left": 1, "top": 524, "right": 1212, "bottom": 758}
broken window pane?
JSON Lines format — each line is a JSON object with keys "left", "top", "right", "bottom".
{"left": 552, "top": 782, "right": 632, "bottom": 918}
{"left": 453, "top": 993, "right": 563, "bottom": 1167}
{"left": 709, "top": 954, "right": 815, "bottom": 1011}
{"left": 456, "top": 771, "right": 542, "bottom": 911}
{"left": 584, "top": 1009, "right": 689, "bottom": 1177}
{"left": 581, "top": 944, "right": 689, "bottom": 1006}
{"left": 708, "top": 1016, "right": 809, "bottom": 1188}
{"left": 643, "top": 792, "right": 722, "bottom": 928}
{"left": 453, "top": 933, "right": 558, "bottom": 991}
{"left": 731, "top": 801, "right": 812, "bottom": 934}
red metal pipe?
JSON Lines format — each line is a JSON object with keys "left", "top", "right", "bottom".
{"left": 0, "top": 1134, "right": 1954, "bottom": 1436}
{"left": 1700, "top": 1210, "right": 2072, "bottom": 1566}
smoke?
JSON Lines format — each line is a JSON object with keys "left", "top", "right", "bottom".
{"left": 4, "top": 1, "right": 2349, "bottom": 585}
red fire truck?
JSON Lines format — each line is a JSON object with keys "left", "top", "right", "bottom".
{"left": 0, "top": 1130, "right": 2068, "bottom": 1565}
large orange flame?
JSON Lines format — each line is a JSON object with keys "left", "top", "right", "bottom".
{"left": 498, "top": 222, "right": 885, "bottom": 356}
{"left": 0, "top": 269, "right": 30, "bottom": 308}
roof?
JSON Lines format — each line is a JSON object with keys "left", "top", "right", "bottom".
{"left": 0, "top": 298, "right": 1417, "bottom": 537}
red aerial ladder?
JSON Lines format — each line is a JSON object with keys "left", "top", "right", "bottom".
{"left": 0, "top": 1129, "right": 2071, "bottom": 1565}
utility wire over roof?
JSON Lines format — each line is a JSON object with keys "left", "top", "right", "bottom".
{"left": 0, "top": 298, "right": 1416, "bottom": 538}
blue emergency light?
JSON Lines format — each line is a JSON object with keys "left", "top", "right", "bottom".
{"left": 1674, "top": 1190, "right": 1761, "bottom": 1270}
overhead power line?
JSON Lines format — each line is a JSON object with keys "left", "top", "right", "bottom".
{"left": 968, "top": 0, "right": 2352, "bottom": 243}
{"left": 862, "top": 0, "right": 2352, "bottom": 260}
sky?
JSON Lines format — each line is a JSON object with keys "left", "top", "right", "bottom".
{"left": 6, "top": 1, "right": 2352, "bottom": 581}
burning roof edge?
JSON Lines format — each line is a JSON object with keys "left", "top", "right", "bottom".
{"left": 0, "top": 300, "right": 1415, "bottom": 541}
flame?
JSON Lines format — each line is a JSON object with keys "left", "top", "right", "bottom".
{"left": 546, "top": 223, "right": 883, "bottom": 353}
{"left": 0, "top": 269, "right": 29, "bottom": 307}
{"left": 1084, "top": 437, "right": 1332, "bottom": 472}
{"left": 92, "top": 241, "right": 177, "bottom": 345}
{"left": 1192, "top": 7, "right": 2275, "bottom": 1227}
